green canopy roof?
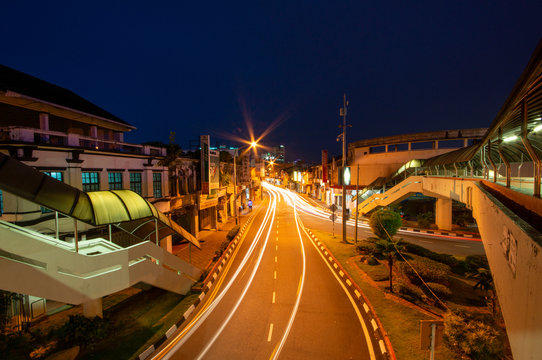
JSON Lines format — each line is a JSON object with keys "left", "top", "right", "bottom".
{"left": 0, "top": 152, "right": 199, "bottom": 248}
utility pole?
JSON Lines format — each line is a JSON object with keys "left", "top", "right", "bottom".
{"left": 339, "top": 93, "right": 350, "bottom": 243}
{"left": 355, "top": 164, "right": 359, "bottom": 243}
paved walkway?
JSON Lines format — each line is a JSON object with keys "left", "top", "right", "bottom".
{"left": 173, "top": 201, "right": 261, "bottom": 272}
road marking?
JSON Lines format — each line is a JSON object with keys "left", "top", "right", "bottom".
{"left": 274, "top": 270, "right": 277, "bottom": 280}
{"left": 339, "top": 270, "right": 344, "bottom": 277}
{"left": 371, "top": 319, "right": 378, "bottom": 331}
{"left": 272, "top": 291, "right": 276, "bottom": 304}
{"left": 275, "top": 256, "right": 278, "bottom": 263}
{"left": 333, "top": 263, "right": 338, "bottom": 269}
{"left": 363, "top": 303, "right": 369, "bottom": 313}
{"left": 346, "top": 279, "right": 352, "bottom": 286}
{"left": 276, "top": 245, "right": 278, "bottom": 251}
{"left": 379, "top": 340, "right": 387, "bottom": 354}
{"left": 267, "top": 323, "right": 274, "bottom": 342}
{"left": 354, "top": 289, "right": 361, "bottom": 298}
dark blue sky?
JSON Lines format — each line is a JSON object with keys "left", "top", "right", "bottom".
{"left": 2, "top": 1, "right": 541, "bottom": 162}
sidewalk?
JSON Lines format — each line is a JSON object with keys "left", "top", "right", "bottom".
{"left": 173, "top": 203, "right": 259, "bottom": 272}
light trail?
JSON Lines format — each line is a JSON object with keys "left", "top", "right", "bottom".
{"left": 265, "top": 183, "right": 307, "bottom": 360}
{"left": 266, "top": 182, "right": 377, "bottom": 359}
{"left": 194, "top": 191, "right": 278, "bottom": 359}
{"left": 154, "top": 191, "right": 278, "bottom": 360}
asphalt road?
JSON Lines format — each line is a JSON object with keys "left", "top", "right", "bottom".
{"left": 300, "top": 196, "right": 485, "bottom": 257}
{"left": 151, "top": 185, "right": 382, "bottom": 360}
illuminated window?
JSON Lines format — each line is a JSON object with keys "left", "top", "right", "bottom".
{"left": 153, "top": 173, "right": 162, "bottom": 198}
{"left": 42, "top": 172, "right": 63, "bottom": 213}
{"left": 82, "top": 172, "right": 100, "bottom": 192}
{"left": 130, "top": 172, "right": 142, "bottom": 195}
{"left": 108, "top": 172, "right": 123, "bottom": 190}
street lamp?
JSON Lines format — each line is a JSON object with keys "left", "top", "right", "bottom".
{"left": 234, "top": 141, "right": 257, "bottom": 225}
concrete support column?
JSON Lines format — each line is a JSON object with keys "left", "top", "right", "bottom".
{"left": 160, "top": 235, "right": 173, "bottom": 253}
{"left": 143, "top": 168, "right": 153, "bottom": 198}
{"left": 66, "top": 166, "right": 83, "bottom": 190}
{"left": 191, "top": 206, "right": 199, "bottom": 239}
{"left": 83, "top": 298, "right": 103, "bottom": 318}
{"left": 435, "top": 198, "right": 452, "bottom": 231}
{"left": 211, "top": 206, "right": 218, "bottom": 231}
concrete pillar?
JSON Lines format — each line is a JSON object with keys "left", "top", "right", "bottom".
{"left": 39, "top": 113, "right": 50, "bottom": 131}
{"left": 83, "top": 298, "right": 103, "bottom": 318}
{"left": 435, "top": 198, "right": 452, "bottom": 231}
{"left": 211, "top": 206, "right": 218, "bottom": 231}
{"left": 160, "top": 235, "right": 173, "bottom": 253}
{"left": 191, "top": 206, "right": 199, "bottom": 239}
{"left": 66, "top": 166, "right": 83, "bottom": 190}
{"left": 143, "top": 168, "right": 153, "bottom": 198}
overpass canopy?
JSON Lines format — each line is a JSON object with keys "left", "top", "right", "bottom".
{"left": 0, "top": 152, "right": 200, "bottom": 248}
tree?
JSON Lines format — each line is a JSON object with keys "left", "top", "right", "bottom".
{"left": 157, "top": 132, "right": 183, "bottom": 196}
{"left": 470, "top": 267, "right": 497, "bottom": 317}
{"left": 369, "top": 208, "right": 402, "bottom": 239}
{"left": 369, "top": 209, "right": 404, "bottom": 292}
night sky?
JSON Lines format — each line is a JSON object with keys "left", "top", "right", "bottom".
{"left": 2, "top": 1, "right": 542, "bottom": 162}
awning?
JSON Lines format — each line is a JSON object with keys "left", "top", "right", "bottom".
{"left": 0, "top": 152, "right": 200, "bottom": 248}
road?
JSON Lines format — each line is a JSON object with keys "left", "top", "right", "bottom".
{"left": 151, "top": 184, "right": 384, "bottom": 360}
{"left": 299, "top": 194, "right": 485, "bottom": 256}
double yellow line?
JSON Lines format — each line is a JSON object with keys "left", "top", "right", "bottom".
{"left": 152, "top": 199, "right": 267, "bottom": 359}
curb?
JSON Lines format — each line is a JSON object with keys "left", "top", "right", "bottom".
{"left": 305, "top": 228, "right": 396, "bottom": 360}
{"left": 138, "top": 212, "right": 257, "bottom": 360}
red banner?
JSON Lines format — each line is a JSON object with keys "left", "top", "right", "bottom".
{"left": 322, "top": 150, "right": 328, "bottom": 183}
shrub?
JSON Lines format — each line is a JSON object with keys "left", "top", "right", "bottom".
{"left": 424, "top": 282, "right": 452, "bottom": 300}
{"left": 57, "top": 315, "right": 108, "bottom": 348}
{"left": 356, "top": 240, "right": 379, "bottom": 255}
{"left": 392, "top": 279, "right": 426, "bottom": 303}
{"left": 367, "top": 255, "right": 380, "bottom": 266}
{"left": 226, "top": 225, "right": 240, "bottom": 241}
{"left": 369, "top": 209, "right": 402, "bottom": 239}
{"left": 213, "top": 240, "right": 230, "bottom": 261}
{"left": 465, "top": 254, "right": 489, "bottom": 270}
{"left": 444, "top": 311, "right": 505, "bottom": 360}
{"left": 417, "top": 212, "right": 433, "bottom": 229}
{"left": 397, "top": 255, "right": 450, "bottom": 285}
{"left": 403, "top": 242, "right": 468, "bottom": 275}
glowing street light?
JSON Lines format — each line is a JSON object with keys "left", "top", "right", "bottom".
{"left": 233, "top": 140, "right": 259, "bottom": 225}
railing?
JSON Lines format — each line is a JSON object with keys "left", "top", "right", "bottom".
{"left": 0, "top": 126, "right": 165, "bottom": 156}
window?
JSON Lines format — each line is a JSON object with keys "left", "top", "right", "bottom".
{"left": 82, "top": 172, "right": 100, "bottom": 192}
{"left": 108, "top": 172, "right": 123, "bottom": 190}
{"left": 130, "top": 172, "right": 142, "bottom": 195}
{"left": 42, "top": 172, "right": 63, "bottom": 213}
{"left": 153, "top": 172, "right": 162, "bottom": 198}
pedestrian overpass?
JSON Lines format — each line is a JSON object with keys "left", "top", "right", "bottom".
{"left": 350, "top": 39, "right": 542, "bottom": 360}
{"left": 0, "top": 153, "right": 201, "bottom": 317}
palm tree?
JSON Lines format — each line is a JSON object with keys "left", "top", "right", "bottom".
{"left": 471, "top": 267, "right": 497, "bottom": 316}
{"left": 369, "top": 209, "right": 404, "bottom": 292}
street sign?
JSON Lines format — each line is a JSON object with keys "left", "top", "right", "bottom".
{"left": 329, "top": 204, "right": 337, "bottom": 212}
{"left": 329, "top": 213, "right": 337, "bottom": 221}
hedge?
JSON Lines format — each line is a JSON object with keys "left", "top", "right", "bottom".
{"left": 403, "top": 242, "right": 470, "bottom": 275}
{"left": 424, "top": 282, "right": 452, "bottom": 300}
{"left": 226, "top": 225, "right": 240, "bottom": 241}
{"left": 397, "top": 255, "right": 450, "bottom": 286}
{"left": 392, "top": 279, "right": 427, "bottom": 303}
{"left": 356, "top": 239, "right": 379, "bottom": 255}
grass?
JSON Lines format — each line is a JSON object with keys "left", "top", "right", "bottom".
{"left": 78, "top": 288, "right": 200, "bottom": 360}
{"left": 311, "top": 229, "right": 460, "bottom": 360}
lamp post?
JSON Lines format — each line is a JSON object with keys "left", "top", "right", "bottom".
{"left": 234, "top": 142, "right": 257, "bottom": 225}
